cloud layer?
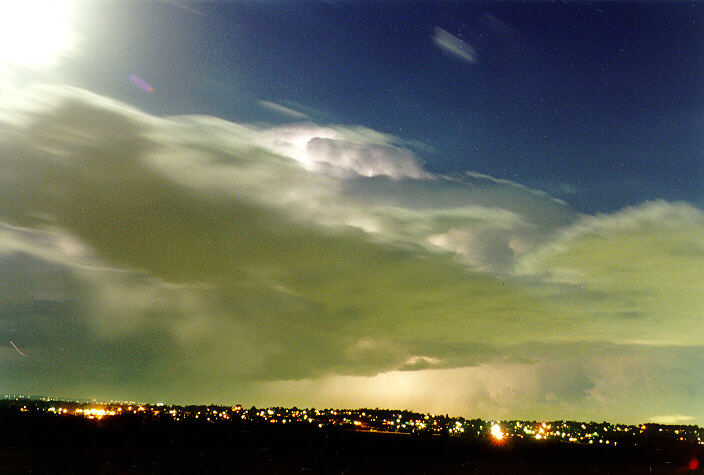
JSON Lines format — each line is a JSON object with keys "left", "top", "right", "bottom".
{"left": 1, "top": 84, "right": 703, "bottom": 423}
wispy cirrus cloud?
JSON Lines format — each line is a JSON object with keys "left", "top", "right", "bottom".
{"left": 259, "top": 100, "right": 310, "bottom": 120}
{"left": 433, "top": 27, "right": 477, "bottom": 64}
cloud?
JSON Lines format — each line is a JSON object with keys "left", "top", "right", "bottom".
{"left": 433, "top": 27, "right": 477, "bottom": 64}
{"left": 1, "top": 84, "right": 703, "bottom": 423}
{"left": 648, "top": 414, "right": 695, "bottom": 425}
{"left": 478, "top": 13, "right": 526, "bottom": 52}
{"left": 253, "top": 122, "right": 430, "bottom": 179}
{"left": 259, "top": 100, "right": 310, "bottom": 120}
{"left": 517, "top": 201, "right": 704, "bottom": 345}
{"left": 160, "top": 0, "right": 204, "bottom": 16}
{"left": 255, "top": 344, "right": 704, "bottom": 424}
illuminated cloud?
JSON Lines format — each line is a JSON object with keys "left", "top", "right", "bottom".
{"left": 517, "top": 201, "right": 704, "bottom": 345}
{"left": 253, "top": 122, "right": 430, "bottom": 179}
{"left": 256, "top": 344, "right": 704, "bottom": 423}
{"left": 433, "top": 27, "right": 477, "bottom": 64}
{"left": 1, "top": 84, "right": 703, "bottom": 423}
{"left": 649, "top": 414, "right": 695, "bottom": 425}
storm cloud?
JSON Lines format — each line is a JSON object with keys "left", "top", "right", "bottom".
{"left": 1, "top": 84, "right": 703, "bottom": 423}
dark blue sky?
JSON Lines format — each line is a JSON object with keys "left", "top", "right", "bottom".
{"left": 68, "top": 1, "right": 704, "bottom": 213}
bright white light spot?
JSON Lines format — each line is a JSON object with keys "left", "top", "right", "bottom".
{"left": 491, "top": 423, "right": 504, "bottom": 440}
{"left": 0, "top": 0, "right": 77, "bottom": 68}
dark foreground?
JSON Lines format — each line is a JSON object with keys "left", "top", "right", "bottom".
{"left": 1, "top": 413, "right": 701, "bottom": 474}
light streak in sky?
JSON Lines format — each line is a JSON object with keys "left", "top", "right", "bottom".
{"left": 9, "top": 340, "right": 26, "bottom": 357}
{"left": 129, "top": 74, "right": 154, "bottom": 94}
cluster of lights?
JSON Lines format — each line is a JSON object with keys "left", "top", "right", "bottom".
{"left": 7, "top": 397, "right": 704, "bottom": 448}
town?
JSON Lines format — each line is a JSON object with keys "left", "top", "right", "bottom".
{"left": 3, "top": 395, "right": 703, "bottom": 449}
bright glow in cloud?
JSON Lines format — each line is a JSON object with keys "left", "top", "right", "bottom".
{"left": 0, "top": 0, "right": 78, "bottom": 69}
{"left": 255, "top": 123, "right": 429, "bottom": 179}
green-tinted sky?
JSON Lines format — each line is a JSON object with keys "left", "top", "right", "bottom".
{"left": 0, "top": 1, "right": 703, "bottom": 425}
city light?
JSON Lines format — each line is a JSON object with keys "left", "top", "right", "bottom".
{"left": 4, "top": 396, "right": 704, "bottom": 451}
{"left": 491, "top": 423, "right": 504, "bottom": 441}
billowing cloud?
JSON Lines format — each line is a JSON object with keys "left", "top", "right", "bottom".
{"left": 1, "top": 84, "right": 703, "bottom": 423}
{"left": 517, "top": 201, "right": 704, "bottom": 345}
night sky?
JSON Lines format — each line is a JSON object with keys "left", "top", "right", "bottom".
{"left": 1, "top": 0, "right": 703, "bottom": 425}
